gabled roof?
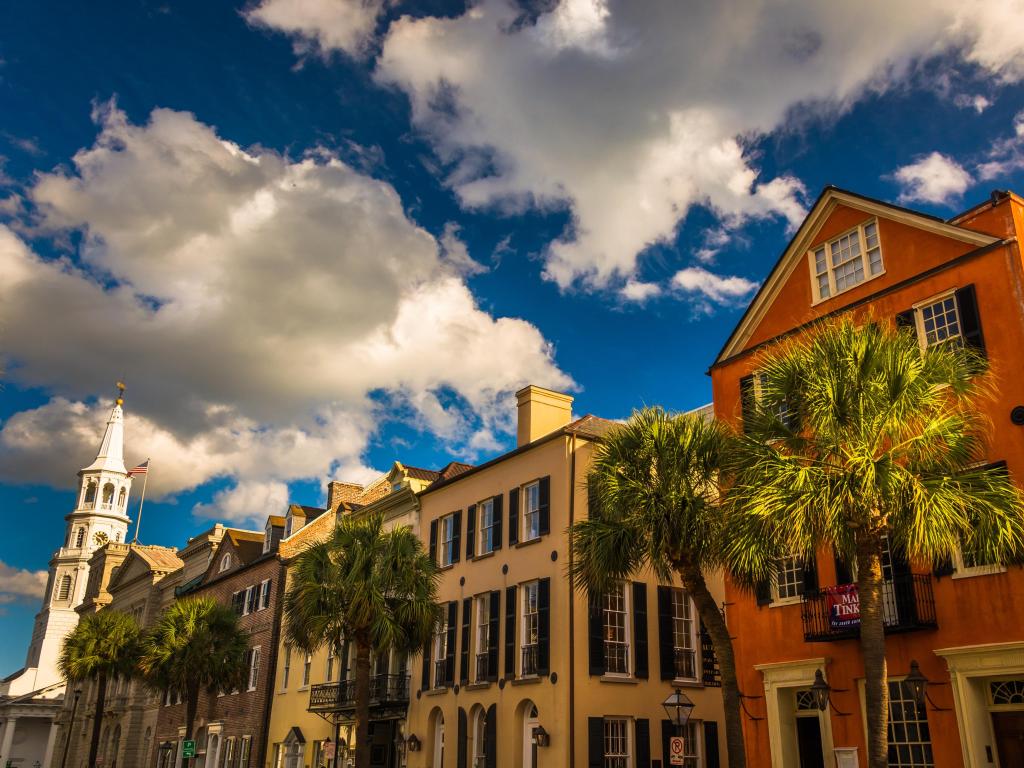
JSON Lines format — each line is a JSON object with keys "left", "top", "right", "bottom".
{"left": 287, "top": 504, "right": 325, "bottom": 521}
{"left": 712, "top": 186, "right": 999, "bottom": 367}
{"left": 106, "top": 544, "right": 182, "bottom": 592}
{"left": 437, "top": 461, "right": 475, "bottom": 480}
{"left": 403, "top": 465, "right": 442, "bottom": 481}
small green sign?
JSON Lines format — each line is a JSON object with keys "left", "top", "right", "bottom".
{"left": 182, "top": 740, "right": 196, "bottom": 759}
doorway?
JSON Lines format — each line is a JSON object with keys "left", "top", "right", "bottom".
{"left": 522, "top": 704, "right": 539, "bottom": 768}
{"left": 992, "top": 711, "right": 1024, "bottom": 767}
{"left": 367, "top": 720, "right": 397, "bottom": 768}
{"left": 795, "top": 717, "right": 825, "bottom": 768}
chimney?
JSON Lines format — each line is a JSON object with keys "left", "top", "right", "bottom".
{"left": 326, "top": 481, "right": 363, "bottom": 514}
{"left": 515, "top": 385, "right": 574, "bottom": 447}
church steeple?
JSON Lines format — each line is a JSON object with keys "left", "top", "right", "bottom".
{"left": 81, "top": 382, "right": 128, "bottom": 475}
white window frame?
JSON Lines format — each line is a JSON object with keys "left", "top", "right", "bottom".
{"left": 471, "top": 707, "right": 487, "bottom": 768}
{"left": 520, "top": 580, "right": 540, "bottom": 677}
{"left": 522, "top": 481, "right": 541, "bottom": 542}
{"left": 771, "top": 554, "right": 804, "bottom": 605}
{"left": 477, "top": 498, "right": 497, "bottom": 555}
{"left": 432, "top": 614, "right": 449, "bottom": 689}
{"left": 885, "top": 678, "right": 935, "bottom": 767}
{"left": 677, "top": 721, "right": 702, "bottom": 768}
{"left": 602, "top": 717, "right": 632, "bottom": 768}
{"left": 281, "top": 644, "right": 291, "bottom": 690}
{"left": 219, "top": 553, "right": 233, "bottom": 573}
{"left": 808, "top": 218, "right": 884, "bottom": 304}
{"left": 670, "top": 588, "right": 700, "bottom": 683}
{"left": 474, "top": 594, "right": 490, "bottom": 682}
{"left": 911, "top": 290, "right": 963, "bottom": 351}
{"left": 301, "top": 652, "right": 312, "bottom": 689}
{"left": 248, "top": 647, "right": 261, "bottom": 691}
{"left": 326, "top": 643, "right": 337, "bottom": 682}
{"left": 239, "top": 735, "right": 251, "bottom": 768}
{"left": 439, "top": 514, "right": 457, "bottom": 567}
{"left": 259, "top": 579, "right": 271, "bottom": 610}
{"left": 603, "top": 583, "right": 631, "bottom": 677}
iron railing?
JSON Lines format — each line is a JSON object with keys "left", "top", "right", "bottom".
{"left": 521, "top": 645, "right": 539, "bottom": 677}
{"left": 307, "top": 674, "right": 410, "bottom": 713}
{"left": 801, "top": 574, "right": 938, "bottom": 642}
{"left": 673, "top": 648, "right": 697, "bottom": 680}
{"left": 475, "top": 653, "right": 490, "bottom": 682}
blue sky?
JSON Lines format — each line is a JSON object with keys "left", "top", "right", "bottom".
{"left": 2, "top": 0, "right": 1024, "bottom": 673}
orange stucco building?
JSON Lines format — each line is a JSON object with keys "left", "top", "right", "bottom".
{"left": 709, "top": 187, "right": 1024, "bottom": 768}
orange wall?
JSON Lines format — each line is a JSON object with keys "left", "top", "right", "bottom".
{"left": 710, "top": 195, "right": 1024, "bottom": 767}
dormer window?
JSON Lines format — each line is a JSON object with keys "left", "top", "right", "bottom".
{"left": 263, "top": 522, "right": 272, "bottom": 553}
{"left": 809, "top": 219, "right": 883, "bottom": 302}
{"left": 285, "top": 517, "right": 293, "bottom": 538}
{"left": 219, "top": 553, "right": 233, "bottom": 573}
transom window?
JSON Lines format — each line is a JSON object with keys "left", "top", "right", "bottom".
{"left": 474, "top": 595, "right": 490, "bottom": 681}
{"left": 916, "top": 294, "right": 962, "bottom": 348}
{"left": 523, "top": 482, "right": 541, "bottom": 541}
{"left": 478, "top": 498, "right": 497, "bottom": 555}
{"left": 603, "top": 583, "right": 630, "bottom": 676}
{"left": 603, "top": 718, "right": 630, "bottom": 768}
{"left": 887, "top": 679, "right": 934, "bottom": 767}
{"left": 810, "top": 220, "right": 883, "bottom": 301}
{"left": 521, "top": 581, "right": 540, "bottom": 676}
{"left": 795, "top": 689, "right": 818, "bottom": 711}
{"left": 773, "top": 555, "right": 803, "bottom": 601}
{"left": 991, "top": 679, "right": 1024, "bottom": 705}
{"left": 671, "top": 588, "right": 698, "bottom": 681}
{"left": 439, "top": 513, "right": 457, "bottom": 567}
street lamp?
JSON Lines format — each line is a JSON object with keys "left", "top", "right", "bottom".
{"left": 811, "top": 669, "right": 831, "bottom": 712}
{"left": 662, "top": 688, "right": 695, "bottom": 735}
{"left": 59, "top": 688, "right": 82, "bottom": 768}
{"left": 905, "top": 660, "right": 928, "bottom": 709}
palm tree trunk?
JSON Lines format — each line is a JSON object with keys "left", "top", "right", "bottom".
{"left": 87, "top": 671, "right": 107, "bottom": 768}
{"left": 856, "top": 534, "right": 889, "bottom": 768}
{"left": 679, "top": 563, "right": 747, "bottom": 768}
{"left": 182, "top": 685, "right": 199, "bottom": 768}
{"left": 353, "top": 640, "right": 372, "bottom": 768}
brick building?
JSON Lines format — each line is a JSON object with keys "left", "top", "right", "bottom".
{"left": 152, "top": 520, "right": 284, "bottom": 768}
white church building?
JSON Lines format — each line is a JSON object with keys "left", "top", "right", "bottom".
{"left": 0, "top": 389, "right": 135, "bottom": 767}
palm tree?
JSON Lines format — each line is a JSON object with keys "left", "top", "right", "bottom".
{"left": 58, "top": 610, "right": 142, "bottom": 768}
{"left": 138, "top": 596, "right": 249, "bottom": 767}
{"left": 570, "top": 408, "right": 748, "bottom": 768}
{"left": 725, "top": 315, "right": 1024, "bottom": 768}
{"left": 284, "top": 511, "right": 440, "bottom": 768}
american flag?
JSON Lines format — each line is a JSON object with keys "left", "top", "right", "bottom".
{"left": 127, "top": 460, "right": 149, "bottom": 477}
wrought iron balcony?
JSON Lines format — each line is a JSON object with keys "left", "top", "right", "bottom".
{"left": 521, "top": 645, "right": 539, "bottom": 677}
{"left": 307, "top": 674, "right": 410, "bottom": 714}
{"left": 801, "top": 574, "right": 938, "bottom": 643}
{"left": 475, "top": 653, "right": 490, "bottom": 682}
{"left": 673, "top": 648, "right": 697, "bottom": 680}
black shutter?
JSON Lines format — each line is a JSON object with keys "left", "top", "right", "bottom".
{"left": 956, "top": 284, "right": 986, "bottom": 357}
{"left": 492, "top": 494, "right": 503, "bottom": 550}
{"left": 460, "top": 597, "right": 471, "bottom": 685}
{"left": 636, "top": 719, "right": 651, "bottom": 768}
{"left": 703, "top": 721, "right": 720, "bottom": 768}
{"left": 340, "top": 639, "right": 351, "bottom": 681}
{"left": 484, "top": 703, "right": 497, "bottom": 768}
{"left": 421, "top": 639, "right": 430, "bottom": 691}
{"left": 457, "top": 707, "right": 468, "bottom": 768}
{"left": 801, "top": 557, "right": 819, "bottom": 596}
{"left": 755, "top": 580, "right": 772, "bottom": 606}
{"left": 537, "top": 578, "right": 551, "bottom": 675}
{"left": 445, "top": 601, "right": 457, "bottom": 686}
{"left": 538, "top": 476, "right": 551, "bottom": 535}
{"left": 740, "top": 374, "right": 756, "bottom": 434}
{"left": 833, "top": 549, "right": 853, "bottom": 585}
{"left": 504, "top": 585, "right": 517, "bottom": 678}
{"left": 452, "top": 511, "right": 462, "bottom": 563}
{"left": 632, "top": 582, "right": 649, "bottom": 679}
{"left": 587, "top": 718, "right": 603, "bottom": 768}
{"left": 588, "top": 594, "right": 605, "bottom": 676}
{"left": 700, "top": 622, "right": 721, "bottom": 687}
{"left": 660, "top": 720, "right": 673, "bottom": 768}
{"left": 487, "top": 590, "right": 500, "bottom": 681}
{"left": 508, "top": 488, "right": 520, "bottom": 546}
{"left": 429, "top": 519, "right": 438, "bottom": 564}
{"left": 466, "top": 504, "right": 476, "bottom": 560}
{"left": 657, "top": 586, "right": 674, "bottom": 681}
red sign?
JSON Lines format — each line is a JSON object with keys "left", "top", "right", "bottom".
{"left": 825, "top": 583, "right": 860, "bottom": 630}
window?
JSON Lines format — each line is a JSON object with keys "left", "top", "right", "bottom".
{"left": 603, "top": 583, "right": 630, "bottom": 676}
{"left": 102, "top": 483, "right": 115, "bottom": 508}
{"left": 302, "top": 652, "right": 312, "bottom": 687}
{"left": 603, "top": 718, "right": 630, "bottom": 768}
{"left": 478, "top": 498, "right": 497, "bottom": 555}
{"left": 246, "top": 586, "right": 259, "bottom": 615}
{"left": 56, "top": 574, "right": 72, "bottom": 602}
{"left": 84, "top": 481, "right": 97, "bottom": 505}
{"left": 231, "top": 590, "right": 245, "bottom": 616}
{"left": 521, "top": 581, "right": 540, "bottom": 677}
{"left": 474, "top": 595, "right": 490, "bottom": 681}
{"left": 671, "top": 588, "right": 699, "bottom": 681}
{"left": 74, "top": 528, "right": 85, "bottom": 548}
{"left": 433, "top": 613, "right": 449, "bottom": 688}
{"left": 676, "top": 721, "right": 700, "bottom": 768}
{"left": 259, "top": 580, "right": 271, "bottom": 610}
{"left": 326, "top": 643, "right": 337, "bottom": 682}
{"left": 282, "top": 645, "right": 291, "bottom": 690}
{"left": 990, "top": 679, "right": 1024, "bottom": 705}
{"left": 247, "top": 647, "right": 260, "bottom": 691}
{"left": 238, "top": 736, "right": 251, "bottom": 768}
{"left": 284, "top": 516, "right": 293, "bottom": 538}
{"left": 219, "top": 553, "right": 233, "bottom": 573}
{"left": 471, "top": 708, "right": 487, "bottom": 768}
{"left": 223, "top": 737, "right": 235, "bottom": 768}
{"left": 117, "top": 487, "right": 126, "bottom": 509}
{"left": 810, "top": 219, "right": 883, "bottom": 301}
{"left": 439, "top": 514, "right": 457, "bottom": 567}
{"left": 523, "top": 482, "right": 541, "bottom": 541}
{"left": 772, "top": 555, "right": 804, "bottom": 601}
{"left": 915, "top": 293, "right": 962, "bottom": 349}
{"left": 887, "top": 679, "right": 934, "bottom": 767}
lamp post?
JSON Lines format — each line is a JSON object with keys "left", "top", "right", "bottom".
{"left": 811, "top": 669, "right": 831, "bottom": 712}
{"left": 662, "top": 687, "right": 695, "bottom": 736}
{"left": 59, "top": 688, "right": 82, "bottom": 768}
{"left": 905, "top": 660, "right": 929, "bottom": 709}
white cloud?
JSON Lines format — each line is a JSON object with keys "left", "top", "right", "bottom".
{"left": 978, "top": 110, "right": 1024, "bottom": 180}
{"left": 0, "top": 105, "right": 571, "bottom": 524}
{"left": 953, "top": 93, "right": 991, "bottom": 113}
{"left": 192, "top": 480, "right": 291, "bottom": 524}
{"left": 894, "top": 152, "right": 973, "bottom": 205}
{"left": 0, "top": 561, "right": 48, "bottom": 604}
{"left": 243, "top": 0, "right": 1024, "bottom": 298}
{"left": 244, "top": 0, "right": 385, "bottom": 58}
{"left": 671, "top": 267, "right": 758, "bottom": 305}
{"left": 620, "top": 280, "right": 661, "bottom": 303}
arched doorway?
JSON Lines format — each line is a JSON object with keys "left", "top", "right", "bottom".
{"left": 521, "top": 702, "right": 539, "bottom": 768}
{"left": 429, "top": 708, "right": 445, "bottom": 768}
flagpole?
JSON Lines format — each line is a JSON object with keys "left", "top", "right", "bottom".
{"left": 132, "top": 459, "right": 150, "bottom": 544}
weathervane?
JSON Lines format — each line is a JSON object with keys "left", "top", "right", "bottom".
{"left": 115, "top": 380, "right": 125, "bottom": 406}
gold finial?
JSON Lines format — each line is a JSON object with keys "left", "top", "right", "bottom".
{"left": 115, "top": 380, "right": 126, "bottom": 406}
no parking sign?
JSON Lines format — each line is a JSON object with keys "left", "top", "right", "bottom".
{"left": 668, "top": 736, "right": 686, "bottom": 765}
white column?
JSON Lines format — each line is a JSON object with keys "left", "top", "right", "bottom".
{"left": 0, "top": 716, "right": 18, "bottom": 765}
{"left": 42, "top": 719, "right": 60, "bottom": 768}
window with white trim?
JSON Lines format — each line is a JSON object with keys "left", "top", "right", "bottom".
{"left": 238, "top": 736, "right": 251, "bottom": 767}
{"left": 678, "top": 721, "right": 700, "bottom": 768}
{"left": 477, "top": 498, "right": 497, "bottom": 555}
{"left": 603, "top": 583, "right": 630, "bottom": 676}
{"left": 301, "top": 652, "right": 312, "bottom": 687}
{"left": 810, "top": 220, "right": 883, "bottom": 301}
{"left": 439, "top": 513, "right": 457, "bottom": 567}
{"left": 603, "top": 718, "right": 630, "bottom": 768}
{"left": 219, "top": 553, "right": 233, "bottom": 573}
{"left": 432, "top": 612, "right": 449, "bottom": 689}
{"left": 245, "top": 585, "right": 258, "bottom": 615}
{"left": 915, "top": 293, "right": 962, "bottom": 349}
{"left": 671, "top": 588, "right": 699, "bottom": 681}
{"left": 259, "top": 579, "right": 271, "bottom": 610}
{"left": 474, "top": 594, "right": 490, "bottom": 682}
{"left": 522, "top": 482, "right": 541, "bottom": 541}
{"left": 281, "top": 644, "right": 291, "bottom": 690}
{"left": 887, "top": 679, "right": 934, "bottom": 767}
{"left": 772, "top": 555, "right": 803, "bottom": 601}
{"left": 223, "top": 737, "right": 235, "bottom": 767}
{"left": 247, "top": 647, "right": 260, "bottom": 691}
{"left": 521, "top": 580, "right": 540, "bottom": 677}
{"left": 326, "top": 643, "right": 337, "bottom": 682}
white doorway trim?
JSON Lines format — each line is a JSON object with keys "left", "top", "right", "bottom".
{"left": 755, "top": 657, "right": 835, "bottom": 768}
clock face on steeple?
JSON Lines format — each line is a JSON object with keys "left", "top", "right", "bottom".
{"left": 93, "top": 531, "right": 109, "bottom": 546}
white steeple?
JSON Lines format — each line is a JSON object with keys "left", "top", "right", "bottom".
{"left": 81, "top": 398, "right": 127, "bottom": 475}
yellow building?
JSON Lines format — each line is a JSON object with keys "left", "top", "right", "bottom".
{"left": 404, "top": 386, "right": 727, "bottom": 768}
